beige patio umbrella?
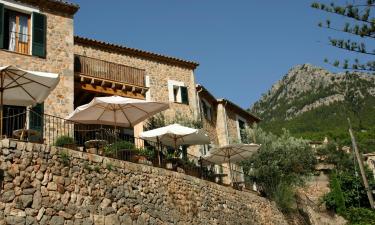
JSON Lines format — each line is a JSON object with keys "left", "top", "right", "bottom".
{"left": 203, "top": 143, "right": 260, "bottom": 184}
{"left": 0, "top": 65, "right": 59, "bottom": 136}
{"left": 65, "top": 96, "right": 169, "bottom": 128}
{"left": 140, "top": 123, "right": 210, "bottom": 165}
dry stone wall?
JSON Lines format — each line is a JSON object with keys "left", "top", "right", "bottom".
{"left": 0, "top": 139, "right": 287, "bottom": 225}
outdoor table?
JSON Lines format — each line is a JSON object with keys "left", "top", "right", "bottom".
{"left": 84, "top": 139, "right": 108, "bottom": 149}
{"left": 12, "top": 129, "right": 39, "bottom": 141}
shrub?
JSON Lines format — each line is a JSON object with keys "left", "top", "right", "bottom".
{"left": 274, "top": 182, "right": 296, "bottom": 213}
{"left": 137, "top": 147, "right": 156, "bottom": 160}
{"left": 104, "top": 140, "right": 135, "bottom": 155}
{"left": 106, "top": 163, "right": 114, "bottom": 171}
{"left": 59, "top": 151, "right": 70, "bottom": 166}
{"left": 343, "top": 207, "right": 375, "bottom": 225}
{"left": 54, "top": 136, "right": 75, "bottom": 147}
{"left": 324, "top": 171, "right": 346, "bottom": 213}
{"left": 320, "top": 142, "right": 375, "bottom": 210}
{"left": 241, "top": 125, "right": 316, "bottom": 211}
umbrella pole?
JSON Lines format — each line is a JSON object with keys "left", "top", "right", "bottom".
{"left": 174, "top": 137, "right": 177, "bottom": 157}
{"left": 228, "top": 157, "right": 233, "bottom": 186}
{"left": 157, "top": 137, "right": 161, "bottom": 167}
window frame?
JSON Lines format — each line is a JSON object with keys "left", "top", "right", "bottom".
{"left": 201, "top": 99, "right": 212, "bottom": 121}
{"left": 0, "top": 0, "right": 39, "bottom": 55}
{"left": 5, "top": 9, "right": 31, "bottom": 54}
{"left": 167, "top": 80, "right": 189, "bottom": 104}
{"left": 236, "top": 115, "right": 248, "bottom": 143}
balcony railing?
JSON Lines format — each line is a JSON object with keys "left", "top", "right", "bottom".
{"left": 7, "top": 32, "right": 30, "bottom": 55}
{"left": 74, "top": 55, "right": 146, "bottom": 87}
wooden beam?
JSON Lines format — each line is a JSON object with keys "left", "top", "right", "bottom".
{"left": 75, "top": 83, "right": 146, "bottom": 100}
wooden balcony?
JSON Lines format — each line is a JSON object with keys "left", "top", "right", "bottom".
{"left": 74, "top": 55, "right": 146, "bottom": 87}
{"left": 74, "top": 55, "right": 148, "bottom": 99}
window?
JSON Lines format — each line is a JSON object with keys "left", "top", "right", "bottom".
{"left": 237, "top": 116, "right": 247, "bottom": 142}
{"left": 4, "top": 10, "right": 30, "bottom": 54}
{"left": 201, "top": 99, "right": 212, "bottom": 121}
{"left": 168, "top": 80, "right": 189, "bottom": 105}
{"left": 0, "top": 3, "right": 46, "bottom": 57}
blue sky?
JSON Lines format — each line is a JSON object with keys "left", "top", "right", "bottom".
{"left": 73, "top": 0, "right": 359, "bottom": 108}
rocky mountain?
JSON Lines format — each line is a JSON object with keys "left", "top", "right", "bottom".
{"left": 250, "top": 64, "right": 375, "bottom": 151}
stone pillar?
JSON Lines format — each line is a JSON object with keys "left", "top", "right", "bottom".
{"left": 134, "top": 122, "right": 144, "bottom": 148}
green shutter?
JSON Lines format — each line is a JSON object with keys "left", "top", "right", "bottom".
{"left": 32, "top": 12, "right": 46, "bottom": 57}
{"left": 181, "top": 86, "right": 189, "bottom": 105}
{"left": 0, "top": 3, "right": 4, "bottom": 49}
{"left": 29, "top": 103, "right": 44, "bottom": 143}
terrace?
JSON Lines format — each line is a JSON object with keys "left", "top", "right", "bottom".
{"left": 1, "top": 108, "right": 252, "bottom": 191}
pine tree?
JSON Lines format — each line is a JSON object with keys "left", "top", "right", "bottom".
{"left": 312, "top": 1, "right": 375, "bottom": 72}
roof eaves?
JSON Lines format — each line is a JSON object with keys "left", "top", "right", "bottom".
{"left": 74, "top": 36, "right": 199, "bottom": 70}
{"left": 218, "top": 98, "right": 262, "bottom": 122}
{"left": 16, "top": 0, "right": 79, "bottom": 15}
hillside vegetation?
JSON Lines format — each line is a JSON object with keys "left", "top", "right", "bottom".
{"left": 250, "top": 64, "right": 375, "bottom": 152}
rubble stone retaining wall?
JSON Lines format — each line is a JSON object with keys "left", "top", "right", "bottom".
{"left": 0, "top": 139, "right": 287, "bottom": 225}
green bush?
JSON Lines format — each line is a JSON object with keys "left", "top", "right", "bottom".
{"left": 137, "top": 147, "right": 155, "bottom": 160}
{"left": 104, "top": 140, "right": 135, "bottom": 155}
{"left": 59, "top": 151, "right": 70, "bottom": 166}
{"left": 320, "top": 142, "right": 375, "bottom": 210}
{"left": 241, "top": 126, "right": 316, "bottom": 212}
{"left": 106, "top": 163, "right": 114, "bottom": 171}
{"left": 324, "top": 171, "right": 346, "bottom": 214}
{"left": 342, "top": 207, "right": 375, "bottom": 225}
{"left": 274, "top": 182, "right": 296, "bottom": 213}
{"left": 54, "top": 136, "right": 75, "bottom": 147}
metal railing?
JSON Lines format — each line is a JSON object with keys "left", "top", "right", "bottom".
{"left": 1, "top": 108, "right": 252, "bottom": 189}
{"left": 7, "top": 32, "right": 30, "bottom": 55}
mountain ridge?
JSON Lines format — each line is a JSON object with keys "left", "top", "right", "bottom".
{"left": 250, "top": 64, "right": 375, "bottom": 151}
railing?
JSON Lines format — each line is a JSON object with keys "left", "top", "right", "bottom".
{"left": 1, "top": 109, "right": 251, "bottom": 189}
{"left": 7, "top": 32, "right": 30, "bottom": 55}
{"left": 74, "top": 55, "right": 146, "bottom": 87}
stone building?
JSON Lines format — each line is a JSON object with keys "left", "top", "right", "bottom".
{"left": 0, "top": 0, "right": 260, "bottom": 184}
{"left": 73, "top": 36, "right": 199, "bottom": 138}
{"left": 0, "top": 0, "right": 78, "bottom": 118}
{"left": 196, "top": 84, "right": 260, "bottom": 183}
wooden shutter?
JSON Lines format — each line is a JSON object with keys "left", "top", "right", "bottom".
{"left": 32, "top": 12, "right": 46, "bottom": 57}
{"left": 0, "top": 3, "right": 4, "bottom": 49}
{"left": 180, "top": 86, "right": 189, "bottom": 105}
{"left": 29, "top": 103, "right": 44, "bottom": 143}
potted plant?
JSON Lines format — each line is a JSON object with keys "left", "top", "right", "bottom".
{"left": 137, "top": 147, "right": 155, "bottom": 165}
{"left": 104, "top": 140, "right": 135, "bottom": 159}
{"left": 165, "top": 152, "right": 181, "bottom": 170}
{"left": 54, "top": 135, "right": 76, "bottom": 150}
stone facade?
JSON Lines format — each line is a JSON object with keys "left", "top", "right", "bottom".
{"left": 196, "top": 85, "right": 261, "bottom": 184}
{"left": 0, "top": 139, "right": 288, "bottom": 225}
{"left": 0, "top": 3, "right": 75, "bottom": 119}
{"left": 74, "top": 43, "right": 199, "bottom": 126}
